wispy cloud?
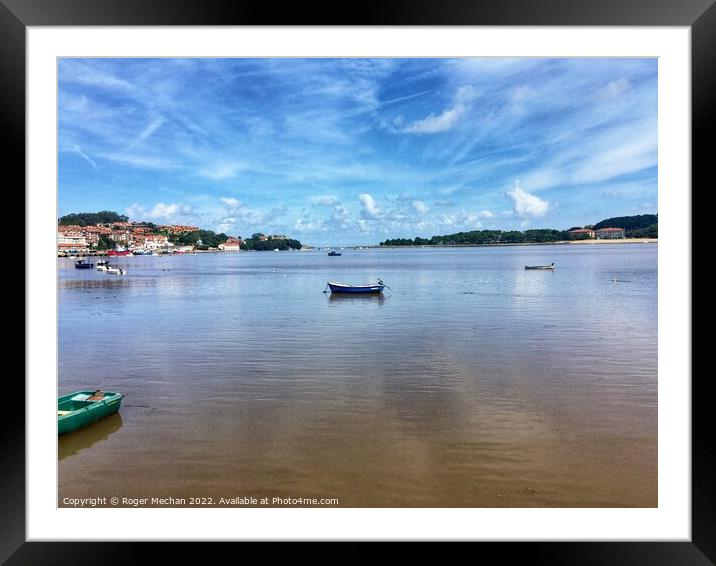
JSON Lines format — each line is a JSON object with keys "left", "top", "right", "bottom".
{"left": 61, "top": 143, "right": 97, "bottom": 169}
{"left": 128, "top": 116, "right": 166, "bottom": 149}
{"left": 402, "top": 85, "right": 479, "bottom": 134}
{"left": 199, "top": 162, "right": 247, "bottom": 181}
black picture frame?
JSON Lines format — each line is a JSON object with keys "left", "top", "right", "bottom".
{"left": 8, "top": 0, "right": 707, "bottom": 561}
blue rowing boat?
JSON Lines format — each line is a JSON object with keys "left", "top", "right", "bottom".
{"left": 327, "top": 279, "right": 385, "bottom": 294}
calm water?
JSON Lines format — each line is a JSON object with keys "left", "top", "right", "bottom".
{"left": 58, "top": 244, "right": 657, "bottom": 507}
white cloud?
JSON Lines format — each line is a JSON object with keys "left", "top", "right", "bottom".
{"left": 505, "top": 181, "right": 549, "bottom": 218}
{"left": 402, "top": 85, "right": 479, "bottom": 134}
{"left": 437, "top": 209, "right": 489, "bottom": 230}
{"left": 310, "top": 195, "right": 340, "bottom": 206}
{"left": 359, "top": 193, "right": 381, "bottom": 217}
{"left": 413, "top": 201, "right": 430, "bottom": 214}
{"left": 403, "top": 106, "right": 466, "bottom": 134}
{"left": 220, "top": 197, "right": 242, "bottom": 208}
{"left": 126, "top": 202, "right": 193, "bottom": 222}
{"left": 216, "top": 217, "right": 238, "bottom": 233}
{"left": 217, "top": 196, "right": 288, "bottom": 230}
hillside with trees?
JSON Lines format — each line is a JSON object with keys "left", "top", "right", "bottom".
{"left": 58, "top": 211, "right": 129, "bottom": 226}
{"left": 241, "top": 234, "right": 302, "bottom": 251}
{"left": 381, "top": 229, "right": 567, "bottom": 247}
{"left": 593, "top": 214, "right": 657, "bottom": 236}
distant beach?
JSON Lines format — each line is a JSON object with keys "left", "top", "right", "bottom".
{"left": 376, "top": 238, "right": 657, "bottom": 249}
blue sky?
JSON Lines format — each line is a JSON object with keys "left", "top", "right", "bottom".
{"left": 58, "top": 58, "right": 657, "bottom": 246}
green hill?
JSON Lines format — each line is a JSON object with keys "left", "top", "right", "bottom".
{"left": 593, "top": 214, "right": 657, "bottom": 238}
{"left": 593, "top": 214, "right": 657, "bottom": 231}
{"left": 58, "top": 211, "right": 129, "bottom": 226}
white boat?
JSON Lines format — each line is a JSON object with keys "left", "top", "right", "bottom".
{"left": 107, "top": 267, "right": 126, "bottom": 275}
{"left": 96, "top": 265, "right": 108, "bottom": 271}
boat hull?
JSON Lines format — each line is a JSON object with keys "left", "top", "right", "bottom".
{"left": 58, "top": 391, "right": 124, "bottom": 436}
{"left": 327, "top": 283, "right": 384, "bottom": 294}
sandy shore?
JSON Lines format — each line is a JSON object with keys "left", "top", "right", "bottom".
{"left": 563, "top": 238, "right": 657, "bottom": 244}
{"left": 375, "top": 239, "right": 657, "bottom": 249}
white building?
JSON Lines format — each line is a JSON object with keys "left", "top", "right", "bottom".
{"left": 57, "top": 233, "right": 88, "bottom": 251}
{"left": 143, "top": 234, "right": 170, "bottom": 249}
{"left": 595, "top": 227, "right": 625, "bottom": 239}
{"left": 219, "top": 237, "right": 243, "bottom": 251}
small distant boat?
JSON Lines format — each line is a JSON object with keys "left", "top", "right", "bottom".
{"left": 327, "top": 279, "right": 385, "bottom": 294}
{"left": 525, "top": 263, "right": 555, "bottom": 270}
{"left": 274, "top": 248, "right": 280, "bottom": 252}
{"left": 96, "top": 264, "right": 108, "bottom": 271}
{"left": 328, "top": 251, "right": 342, "bottom": 256}
{"left": 58, "top": 389, "right": 124, "bottom": 436}
{"left": 96, "top": 260, "right": 108, "bottom": 266}
{"left": 107, "top": 267, "right": 126, "bottom": 275}
{"left": 74, "top": 259, "right": 94, "bottom": 269}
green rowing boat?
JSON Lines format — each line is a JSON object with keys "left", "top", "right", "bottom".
{"left": 58, "top": 390, "right": 124, "bottom": 436}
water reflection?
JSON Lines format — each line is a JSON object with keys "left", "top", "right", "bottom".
{"left": 59, "top": 412, "right": 123, "bottom": 460}
{"left": 328, "top": 293, "right": 385, "bottom": 305}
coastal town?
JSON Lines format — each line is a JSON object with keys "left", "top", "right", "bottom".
{"left": 59, "top": 221, "right": 241, "bottom": 255}
{"left": 57, "top": 213, "right": 304, "bottom": 256}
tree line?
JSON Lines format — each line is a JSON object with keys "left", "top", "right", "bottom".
{"left": 381, "top": 229, "right": 566, "bottom": 247}
{"left": 240, "top": 233, "right": 302, "bottom": 251}
{"left": 58, "top": 211, "right": 129, "bottom": 226}
{"left": 380, "top": 214, "right": 658, "bottom": 246}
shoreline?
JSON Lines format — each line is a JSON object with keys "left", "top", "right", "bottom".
{"left": 58, "top": 238, "right": 658, "bottom": 256}
{"left": 372, "top": 238, "right": 657, "bottom": 249}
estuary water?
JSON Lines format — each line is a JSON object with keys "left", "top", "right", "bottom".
{"left": 58, "top": 244, "right": 657, "bottom": 507}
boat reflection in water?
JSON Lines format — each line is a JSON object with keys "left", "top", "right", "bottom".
{"left": 59, "top": 411, "right": 123, "bottom": 461}
{"left": 329, "top": 293, "right": 385, "bottom": 305}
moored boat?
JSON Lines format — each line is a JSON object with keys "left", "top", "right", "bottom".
{"left": 328, "top": 251, "right": 342, "bottom": 256}
{"left": 327, "top": 279, "right": 385, "bottom": 294}
{"left": 107, "top": 267, "right": 126, "bottom": 275}
{"left": 525, "top": 262, "right": 555, "bottom": 270}
{"left": 58, "top": 389, "right": 124, "bottom": 436}
{"left": 74, "top": 259, "right": 94, "bottom": 269}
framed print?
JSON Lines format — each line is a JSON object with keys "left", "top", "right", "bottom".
{"left": 8, "top": 0, "right": 708, "bottom": 561}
